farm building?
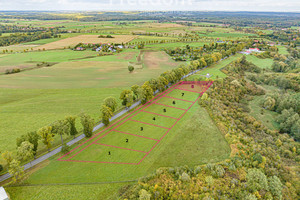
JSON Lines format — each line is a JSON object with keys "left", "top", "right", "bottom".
{"left": 241, "top": 48, "right": 261, "bottom": 55}
{"left": 0, "top": 187, "right": 9, "bottom": 200}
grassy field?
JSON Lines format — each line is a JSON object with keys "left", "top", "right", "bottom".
{"left": 187, "top": 54, "right": 242, "bottom": 80}
{"left": 246, "top": 55, "right": 273, "bottom": 69}
{"left": 6, "top": 182, "right": 130, "bottom": 200}
{"left": 5, "top": 83, "right": 230, "bottom": 199}
{"left": 0, "top": 49, "right": 179, "bottom": 158}
{"left": 249, "top": 95, "right": 279, "bottom": 130}
{"left": 277, "top": 45, "right": 289, "bottom": 55}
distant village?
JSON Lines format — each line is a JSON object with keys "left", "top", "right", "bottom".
{"left": 74, "top": 43, "right": 124, "bottom": 53}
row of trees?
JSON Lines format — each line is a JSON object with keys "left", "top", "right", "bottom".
{"left": 0, "top": 28, "right": 66, "bottom": 47}
{"left": 165, "top": 40, "right": 245, "bottom": 61}
{"left": 0, "top": 113, "right": 95, "bottom": 183}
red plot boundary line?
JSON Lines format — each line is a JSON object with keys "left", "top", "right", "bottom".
{"left": 58, "top": 82, "right": 181, "bottom": 161}
{"left": 141, "top": 110, "right": 179, "bottom": 120}
{"left": 93, "top": 143, "right": 148, "bottom": 154}
{"left": 129, "top": 119, "right": 170, "bottom": 129}
{"left": 137, "top": 81, "right": 213, "bottom": 164}
{"left": 163, "top": 95, "right": 194, "bottom": 103}
{"left": 58, "top": 81, "right": 213, "bottom": 165}
{"left": 154, "top": 102, "right": 188, "bottom": 111}
{"left": 175, "top": 87, "right": 204, "bottom": 93}
{"left": 113, "top": 130, "right": 159, "bottom": 141}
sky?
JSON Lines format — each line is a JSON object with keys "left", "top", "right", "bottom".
{"left": 0, "top": 0, "right": 299, "bottom": 12}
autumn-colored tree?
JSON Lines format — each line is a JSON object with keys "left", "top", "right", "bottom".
{"left": 17, "top": 141, "right": 34, "bottom": 162}
{"left": 38, "top": 126, "right": 53, "bottom": 152}
{"left": 103, "top": 96, "right": 117, "bottom": 112}
{"left": 101, "top": 105, "right": 113, "bottom": 126}
{"left": 8, "top": 159, "right": 24, "bottom": 184}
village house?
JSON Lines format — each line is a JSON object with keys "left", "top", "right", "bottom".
{"left": 0, "top": 187, "right": 9, "bottom": 200}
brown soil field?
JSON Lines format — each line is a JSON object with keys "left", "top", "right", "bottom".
{"left": 35, "top": 35, "right": 138, "bottom": 50}
{"left": 143, "top": 51, "right": 177, "bottom": 69}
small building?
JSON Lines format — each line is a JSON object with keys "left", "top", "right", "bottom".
{"left": 75, "top": 47, "right": 84, "bottom": 51}
{"left": 0, "top": 187, "right": 9, "bottom": 200}
{"left": 240, "top": 48, "right": 261, "bottom": 55}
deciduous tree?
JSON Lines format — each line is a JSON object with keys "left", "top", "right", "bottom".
{"left": 38, "top": 126, "right": 53, "bottom": 152}
{"left": 80, "top": 113, "right": 95, "bottom": 138}
{"left": 65, "top": 116, "right": 78, "bottom": 139}
{"left": 101, "top": 105, "right": 113, "bottom": 126}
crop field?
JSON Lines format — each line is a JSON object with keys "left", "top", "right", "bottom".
{"left": 35, "top": 35, "right": 138, "bottom": 50}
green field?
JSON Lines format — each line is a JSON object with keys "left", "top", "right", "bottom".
{"left": 187, "top": 54, "right": 242, "bottom": 80}
{"left": 277, "top": 45, "right": 289, "bottom": 55}
{"left": 249, "top": 95, "right": 279, "bottom": 130}
{"left": 0, "top": 48, "right": 179, "bottom": 158}
{"left": 246, "top": 55, "right": 273, "bottom": 69}
{"left": 5, "top": 83, "right": 230, "bottom": 199}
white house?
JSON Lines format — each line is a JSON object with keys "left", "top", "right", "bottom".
{"left": 0, "top": 187, "right": 9, "bottom": 200}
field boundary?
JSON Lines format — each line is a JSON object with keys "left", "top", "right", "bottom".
{"left": 58, "top": 81, "right": 213, "bottom": 165}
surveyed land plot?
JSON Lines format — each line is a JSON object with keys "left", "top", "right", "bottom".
{"left": 58, "top": 81, "right": 213, "bottom": 165}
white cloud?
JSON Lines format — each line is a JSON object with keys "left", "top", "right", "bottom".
{"left": 0, "top": 0, "right": 299, "bottom": 11}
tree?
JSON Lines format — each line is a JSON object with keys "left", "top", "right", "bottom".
{"left": 17, "top": 141, "right": 34, "bottom": 162}
{"left": 268, "top": 176, "right": 283, "bottom": 199}
{"left": 139, "top": 189, "right": 151, "bottom": 200}
{"left": 65, "top": 116, "right": 78, "bottom": 139}
{"left": 103, "top": 97, "right": 117, "bottom": 112}
{"left": 131, "top": 85, "right": 141, "bottom": 100}
{"left": 38, "top": 126, "right": 53, "bottom": 152}
{"left": 8, "top": 159, "right": 24, "bottom": 184}
{"left": 101, "top": 105, "right": 113, "bottom": 126}
{"left": 1, "top": 151, "right": 13, "bottom": 166}
{"left": 17, "top": 132, "right": 40, "bottom": 158}
{"left": 263, "top": 96, "right": 276, "bottom": 111}
{"left": 80, "top": 113, "right": 95, "bottom": 138}
{"left": 141, "top": 82, "right": 154, "bottom": 104}
{"left": 291, "top": 120, "right": 300, "bottom": 141}
{"left": 120, "top": 89, "right": 134, "bottom": 107}
{"left": 128, "top": 65, "right": 134, "bottom": 72}
{"left": 246, "top": 169, "right": 269, "bottom": 192}
{"left": 51, "top": 119, "right": 70, "bottom": 145}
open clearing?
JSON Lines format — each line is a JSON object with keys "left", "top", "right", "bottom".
{"left": 187, "top": 54, "right": 242, "bottom": 80}
{"left": 246, "top": 55, "right": 273, "bottom": 69}
{"left": 35, "top": 35, "right": 138, "bottom": 50}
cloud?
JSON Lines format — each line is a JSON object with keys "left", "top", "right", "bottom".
{"left": 0, "top": 0, "right": 299, "bottom": 11}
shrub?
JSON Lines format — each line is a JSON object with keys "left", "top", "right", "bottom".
{"left": 61, "top": 144, "right": 71, "bottom": 154}
{"left": 180, "top": 172, "right": 191, "bottom": 182}
{"left": 0, "top": 164, "right": 3, "bottom": 172}
{"left": 128, "top": 65, "right": 134, "bottom": 73}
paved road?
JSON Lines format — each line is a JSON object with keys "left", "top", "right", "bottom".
{"left": 0, "top": 59, "right": 225, "bottom": 183}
